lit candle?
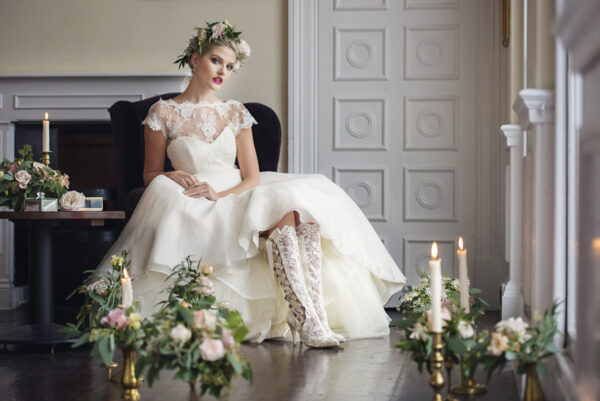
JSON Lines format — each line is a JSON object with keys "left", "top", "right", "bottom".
{"left": 42, "top": 112, "right": 50, "bottom": 152}
{"left": 429, "top": 242, "right": 443, "bottom": 332}
{"left": 121, "top": 268, "right": 133, "bottom": 308}
{"left": 457, "top": 237, "right": 470, "bottom": 313}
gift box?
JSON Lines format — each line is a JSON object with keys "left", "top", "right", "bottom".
{"left": 24, "top": 198, "right": 58, "bottom": 212}
{"left": 79, "top": 197, "right": 103, "bottom": 211}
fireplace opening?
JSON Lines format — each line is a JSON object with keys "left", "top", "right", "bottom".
{"left": 13, "top": 121, "right": 122, "bottom": 321}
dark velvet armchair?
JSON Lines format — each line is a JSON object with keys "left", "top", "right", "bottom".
{"left": 108, "top": 93, "right": 281, "bottom": 218}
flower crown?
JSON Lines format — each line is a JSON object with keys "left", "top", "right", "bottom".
{"left": 175, "top": 21, "right": 251, "bottom": 70}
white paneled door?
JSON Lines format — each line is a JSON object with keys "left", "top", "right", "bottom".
{"left": 316, "top": 0, "right": 479, "bottom": 293}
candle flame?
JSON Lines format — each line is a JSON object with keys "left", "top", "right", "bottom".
{"left": 44, "top": 112, "right": 48, "bottom": 120}
{"left": 458, "top": 237, "right": 464, "bottom": 250}
{"left": 123, "top": 268, "right": 129, "bottom": 279}
{"left": 431, "top": 242, "right": 438, "bottom": 259}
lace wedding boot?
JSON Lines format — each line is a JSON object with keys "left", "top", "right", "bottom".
{"left": 266, "top": 225, "right": 339, "bottom": 348}
{"left": 297, "top": 223, "right": 345, "bottom": 343}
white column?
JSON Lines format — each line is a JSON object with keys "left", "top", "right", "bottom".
{"left": 501, "top": 124, "right": 524, "bottom": 319}
{"left": 513, "top": 88, "right": 555, "bottom": 315}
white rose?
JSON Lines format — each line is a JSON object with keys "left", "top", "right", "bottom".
{"left": 487, "top": 332, "right": 509, "bottom": 356}
{"left": 197, "top": 28, "right": 207, "bottom": 41}
{"left": 33, "top": 162, "right": 46, "bottom": 174}
{"left": 409, "top": 322, "right": 429, "bottom": 342}
{"left": 60, "top": 190, "right": 85, "bottom": 210}
{"left": 496, "top": 316, "right": 529, "bottom": 341}
{"left": 87, "top": 278, "right": 109, "bottom": 295}
{"left": 169, "top": 323, "right": 192, "bottom": 343}
{"left": 200, "top": 338, "right": 225, "bottom": 361}
{"left": 237, "top": 39, "right": 251, "bottom": 57}
{"left": 14, "top": 170, "right": 31, "bottom": 189}
{"left": 457, "top": 320, "right": 475, "bottom": 339}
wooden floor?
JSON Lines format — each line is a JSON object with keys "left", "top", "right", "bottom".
{"left": 0, "top": 308, "right": 519, "bottom": 401}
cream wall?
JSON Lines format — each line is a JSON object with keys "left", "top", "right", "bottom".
{"left": 0, "top": 0, "right": 289, "bottom": 171}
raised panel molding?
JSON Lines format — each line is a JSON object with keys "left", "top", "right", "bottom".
{"left": 14, "top": 93, "right": 144, "bottom": 110}
{"left": 404, "top": 96, "right": 457, "bottom": 150}
{"left": 404, "top": 25, "right": 459, "bottom": 80}
{"left": 404, "top": 167, "right": 457, "bottom": 221}
{"left": 334, "top": 0, "right": 389, "bottom": 10}
{"left": 334, "top": 27, "right": 389, "bottom": 81}
{"left": 332, "top": 166, "right": 388, "bottom": 221}
{"left": 404, "top": 0, "right": 459, "bottom": 10}
{"left": 333, "top": 97, "right": 388, "bottom": 150}
{"left": 403, "top": 236, "right": 458, "bottom": 285}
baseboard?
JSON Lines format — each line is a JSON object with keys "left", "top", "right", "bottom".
{"left": 0, "top": 284, "right": 27, "bottom": 310}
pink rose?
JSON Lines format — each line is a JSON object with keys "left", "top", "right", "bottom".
{"left": 427, "top": 306, "right": 452, "bottom": 328}
{"left": 194, "top": 309, "right": 217, "bottom": 330}
{"left": 7, "top": 162, "right": 19, "bottom": 173}
{"left": 101, "top": 308, "right": 130, "bottom": 331}
{"left": 221, "top": 329, "right": 234, "bottom": 350}
{"left": 14, "top": 170, "right": 31, "bottom": 189}
{"left": 200, "top": 338, "right": 224, "bottom": 361}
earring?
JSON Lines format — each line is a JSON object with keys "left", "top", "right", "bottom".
{"left": 191, "top": 66, "right": 196, "bottom": 73}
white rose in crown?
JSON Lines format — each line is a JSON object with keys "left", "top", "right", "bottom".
{"left": 237, "top": 39, "right": 251, "bottom": 57}
{"left": 60, "top": 190, "right": 86, "bottom": 210}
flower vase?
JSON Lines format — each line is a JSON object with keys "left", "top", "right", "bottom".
{"left": 121, "top": 348, "right": 142, "bottom": 401}
{"left": 451, "top": 359, "right": 486, "bottom": 395}
{"left": 524, "top": 363, "right": 545, "bottom": 401}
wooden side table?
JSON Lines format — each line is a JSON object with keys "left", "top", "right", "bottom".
{"left": 0, "top": 211, "right": 125, "bottom": 349}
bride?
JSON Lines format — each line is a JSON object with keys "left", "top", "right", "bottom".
{"left": 96, "top": 21, "right": 406, "bottom": 348}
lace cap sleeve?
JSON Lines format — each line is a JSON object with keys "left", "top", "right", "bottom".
{"left": 232, "top": 102, "right": 258, "bottom": 137}
{"left": 141, "top": 102, "right": 167, "bottom": 138}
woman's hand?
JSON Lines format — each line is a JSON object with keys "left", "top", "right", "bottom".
{"left": 182, "top": 182, "right": 221, "bottom": 200}
{"left": 167, "top": 170, "right": 201, "bottom": 189}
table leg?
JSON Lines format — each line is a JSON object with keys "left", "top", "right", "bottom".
{"left": 30, "top": 224, "right": 52, "bottom": 325}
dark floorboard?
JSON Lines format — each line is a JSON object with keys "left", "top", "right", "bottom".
{"left": 0, "top": 307, "right": 519, "bottom": 401}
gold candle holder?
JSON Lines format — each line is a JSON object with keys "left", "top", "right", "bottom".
{"left": 429, "top": 332, "right": 445, "bottom": 401}
{"left": 444, "top": 360, "right": 458, "bottom": 401}
{"left": 42, "top": 151, "right": 52, "bottom": 166}
{"left": 121, "top": 348, "right": 142, "bottom": 401}
{"left": 452, "top": 377, "right": 487, "bottom": 395}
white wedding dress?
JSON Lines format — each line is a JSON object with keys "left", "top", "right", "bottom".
{"left": 95, "top": 98, "right": 406, "bottom": 342}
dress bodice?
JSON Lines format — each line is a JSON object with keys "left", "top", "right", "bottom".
{"left": 141, "top": 98, "right": 257, "bottom": 174}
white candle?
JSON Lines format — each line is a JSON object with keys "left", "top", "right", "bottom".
{"left": 429, "top": 242, "right": 443, "bottom": 333}
{"left": 42, "top": 112, "right": 50, "bottom": 152}
{"left": 121, "top": 268, "right": 133, "bottom": 308}
{"left": 457, "top": 237, "right": 470, "bottom": 313}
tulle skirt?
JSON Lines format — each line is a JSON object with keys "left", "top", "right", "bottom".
{"left": 96, "top": 170, "right": 406, "bottom": 342}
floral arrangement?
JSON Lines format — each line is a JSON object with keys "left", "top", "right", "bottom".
{"left": 0, "top": 145, "right": 69, "bottom": 211}
{"left": 484, "top": 302, "right": 561, "bottom": 379}
{"left": 136, "top": 257, "right": 252, "bottom": 398}
{"left": 175, "top": 21, "right": 251, "bottom": 70}
{"left": 66, "top": 250, "right": 149, "bottom": 368}
{"left": 67, "top": 250, "right": 131, "bottom": 330}
{"left": 395, "top": 270, "right": 489, "bottom": 373}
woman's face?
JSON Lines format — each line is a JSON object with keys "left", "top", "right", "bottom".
{"left": 192, "top": 45, "right": 237, "bottom": 91}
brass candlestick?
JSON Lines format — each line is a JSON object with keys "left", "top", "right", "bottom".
{"left": 121, "top": 348, "right": 142, "bottom": 401}
{"left": 429, "top": 332, "right": 445, "bottom": 401}
{"left": 444, "top": 360, "right": 458, "bottom": 401}
{"left": 42, "top": 151, "right": 52, "bottom": 166}
{"left": 452, "top": 377, "right": 487, "bottom": 395}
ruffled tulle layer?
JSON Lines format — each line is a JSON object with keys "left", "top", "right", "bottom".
{"left": 95, "top": 170, "right": 406, "bottom": 341}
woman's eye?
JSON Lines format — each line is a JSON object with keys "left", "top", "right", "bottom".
{"left": 226, "top": 65, "right": 233, "bottom": 71}
{"left": 211, "top": 58, "right": 219, "bottom": 64}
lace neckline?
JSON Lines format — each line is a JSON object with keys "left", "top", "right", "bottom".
{"left": 159, "top": 98, "right": 236, "bottom": 108}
